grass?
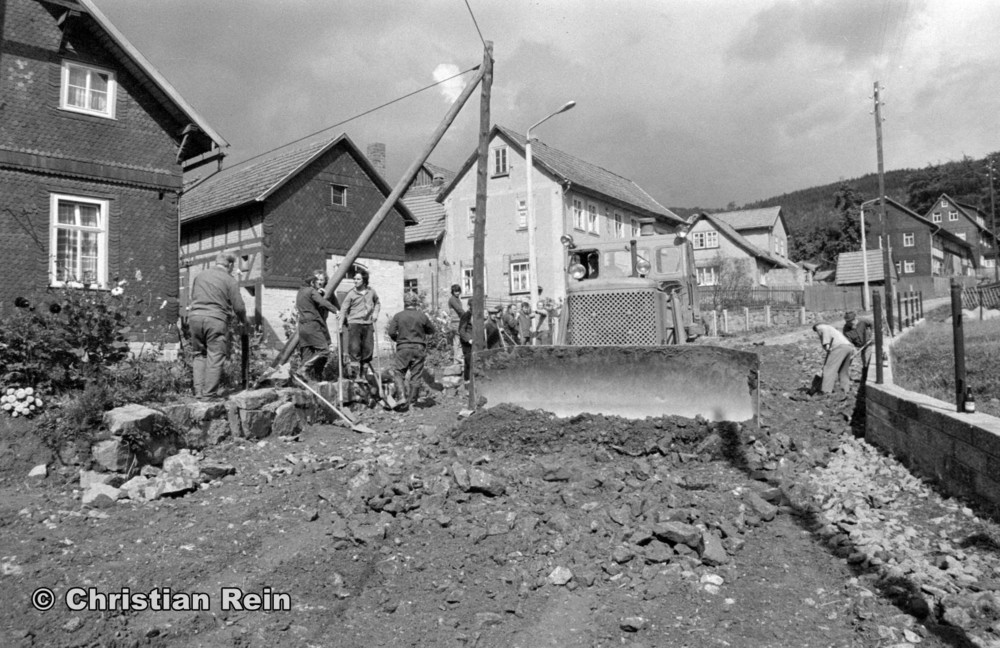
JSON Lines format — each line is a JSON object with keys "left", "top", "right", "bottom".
{"left": 892, "top": 317, "right": 1000, "bottom": 418}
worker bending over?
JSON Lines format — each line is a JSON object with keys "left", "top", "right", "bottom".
{"left": 812, "top": 322, "right": 855, "bottom": 394}
{"left": 386, "top": 292, "right": 436, "bottom": 409}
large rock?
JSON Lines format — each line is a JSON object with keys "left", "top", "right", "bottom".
{"left": 239, "top": 409, "right": 276, "bottom": 439}
{"left": 228, "top": 388, "right": 281, "bottom": 411}
{"left": 700, "top": 531, "right": 729, "bottom": 566}
{"left": 92, "top": 438, "right": 134, "bottom": 472}
{"left": 653, "top": 521, "right": 702, "bottom": 548}
{"left": 101, "top": 404, "right": 183, "bottom": 467}
{"left": 184, "top": 419, "right": 230, "bottom": 449}
{"left": 119, "top": 475, "right": 150, "bottom": 500}
{"left": 745, "top": 492, "right": 778, "bottom": 522}
{"left": 163, "top": 451, "right": 200, "bottom": 480}
{"left": 79, "top": 470, "right": 115, "bottom": 490}
{"left": 82, "top": 483, "right": 120, "bottom": 508}
{"left": 271, "top": 402, "right": 302, "bottom": 437}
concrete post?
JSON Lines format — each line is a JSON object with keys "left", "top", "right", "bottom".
{"left": 722, "top": 309, "right": 729, "bottom": 335}
{"left": 764, "top": 305, "right": 771, "bottom": 327}
{"left": 744, "top": 307, "right": 750, "bottom": 332}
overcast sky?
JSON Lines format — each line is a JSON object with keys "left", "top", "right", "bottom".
{"left": 96, "top": 0, "right": 1000, "bottom": 209}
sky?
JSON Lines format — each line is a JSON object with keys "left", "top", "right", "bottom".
{"left": 95, "top": 0, "right": 1000, "bottom": 210}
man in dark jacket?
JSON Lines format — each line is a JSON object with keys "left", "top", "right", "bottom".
{"left": 843, "top": 311, "right": 874, "bottom": 383}
{"left": 296, "top": 270, "right": 339, "bottom": 379}
{"left": 386, "top": 292, "right": 436, "bottom": 409}
{"left": 187, "top": 251, "right": 249, "bottom": 398}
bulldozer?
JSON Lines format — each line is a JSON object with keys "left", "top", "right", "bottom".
{"left": 473, "top": 219, "right": 759, "bottom": 423}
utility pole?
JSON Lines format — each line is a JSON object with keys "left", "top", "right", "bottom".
{"left": 874, "top": 80, "right": 894, "bottom": 333}
{"left": 469, "top": 42, "right": 493, "bottom": 408}
{"left": 990, "top": 159, "right": 998, "bottom": 282}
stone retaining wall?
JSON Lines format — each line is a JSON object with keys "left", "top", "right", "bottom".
{"left": 865, "top": 383, "right": 1000, "bottom": 515}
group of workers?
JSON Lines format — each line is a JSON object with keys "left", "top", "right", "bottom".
{"left": 812, "top": 311, "right": 876, "bottom": 395}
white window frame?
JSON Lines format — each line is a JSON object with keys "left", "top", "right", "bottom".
{"left": 573, "top": 199, "right": 585, "bottom": 230}
{"left": 631, "top": 218, "right": 640, "bottom": 238}
{"left": 50, "top": 193, "right": 109, "bottom": 288}
{"left": 467, "top": 206, "right": 476, "bottom": 232}
{"left": 461, "top": 268, "right": 474, "bottom": 295}
{"left": 614, "top": 212, "right": 624, "bottom": 239}
{"left": 902, "top": 232, "right": 914, "bottom": 247}
{"left": 491, "top": 146, "right": 508, "bottom": 176}
{"left": 60, "top": 60, "right": 116, "bottom": 119}
{"left": 330, "top": 184, "right": 347, "bottom": 206}
{"left": 948, "top": 210, "right": 959, "bottom": 221}
{"left": 941, "top": 200, "right": 949, "bottom": 208}
{"left": 692, "top": 230, "right": 719, "bottom": 249}
{"left": 517, "top": 199, "right": 527, "bottom": 229}
{"left": 932, "top": 212, "right": 942, "bottom": 223}
{"left": 509, "top": 260, "right": 530, "bottom": 294}
{"left": 587, "top": 204, "right": 599, "bottom": 234}
{"left": 696, "top": 266, "right": 718, "bottom": 286}
{"left": 903, "top": 260, "right": 915, "bottom": 274}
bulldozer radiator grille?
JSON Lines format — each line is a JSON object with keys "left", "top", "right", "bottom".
{"left": 565, "top": 291, "right": 659, "bottom": 345}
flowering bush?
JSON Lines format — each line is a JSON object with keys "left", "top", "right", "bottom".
{"left": 0, "top": 386, "right": 43, "bottom": 418}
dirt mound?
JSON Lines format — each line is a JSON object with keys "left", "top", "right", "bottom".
{"left": 453, "top": 403, "right": 720, "bottom": 455}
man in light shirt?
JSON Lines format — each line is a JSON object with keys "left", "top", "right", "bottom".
{"left": 812, "top": 323, "right": 855, "bottom": 394}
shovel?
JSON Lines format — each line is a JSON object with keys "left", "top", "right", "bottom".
{"left": 290, "top": 373, "right": 360, "bottom": 428}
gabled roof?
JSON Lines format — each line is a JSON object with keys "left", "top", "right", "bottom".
{"left": 692, "top": 212, "right": 798, "bottom": 270}
{"left": 439, "top": 125, "right": 684, "bottom": 225}
{"left": 180, "top": 133, "right": 415, "bottom": 225}
{"left": 936, "top": 194, "right": 997, "bottom": 237}
{"left": 712, "top": 206, "right": 783, "bottom": 231}
{"left": 883, "top": 197, "right": 973, "bottom": 251}
{"left": 70, "top": 0, "right": 227, "bottom": 159}
{"left": 835, "top": 249, "right": 892, "bottom": 285}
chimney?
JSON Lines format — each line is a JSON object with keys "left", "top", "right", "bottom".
{"left": 367, "top": 142, "right": 386, "bottom": 177}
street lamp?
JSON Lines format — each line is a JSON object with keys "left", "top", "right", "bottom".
{"left": 525, "top": 100, "right": 576, "bottom": 343}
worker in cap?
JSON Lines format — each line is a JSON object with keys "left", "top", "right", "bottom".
{"left": 187, "top": 250, "right": 249, "bottom": 399}
{"left": 386, "top": 291, "right": 436, "bottom": 409}
{"left": 842, "top": 311, "right": 874, "bottom": 383}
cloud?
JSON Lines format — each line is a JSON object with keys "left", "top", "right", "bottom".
{"left": 433, "top": 63, "right": 465, "bottom": 103}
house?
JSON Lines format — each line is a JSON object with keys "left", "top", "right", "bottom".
{"left": 870, "top": 197, "right": 975, "bottom": 279}
{"left": 402, "top": 162, "right": 454, "bottom": 311}
{"left": 922, "top": 194, "right": 998, "bottom": 278}
{"left": 0, "top": 0, "right": 226, "bottom": 325}
{"left": 687, "top": 209, "right": 800, "bottom": 287}
{"left": 179, "top": 134, "right": 415, "bottom": 347}
{"left": 435, "top": 125, "right": 685, "bottom": 307}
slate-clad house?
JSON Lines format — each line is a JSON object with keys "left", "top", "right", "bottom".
{"left": 0, "top": 0, "right": 226, "bottom": 324}
{"left": 872, "top": 197, "right": 974, "bottom": 280}
{"left": 402, "top": 162, "right": 454, "bottom": 311}
{"left": 922, "top": 194, "right": 998, "bottom": 278}
{"left": 179, "top": 134, "right": 415, "bottom": 347}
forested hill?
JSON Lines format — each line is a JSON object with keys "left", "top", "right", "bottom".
{"left": 670, "top": 152, "right": 1000, "bottom": 266}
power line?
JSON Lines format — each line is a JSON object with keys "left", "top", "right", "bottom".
{"left": 463, "top": 0, "right": 487, "bottom": 48}
{"left": 225, "top": 64, "right": 481, "bottom": 170}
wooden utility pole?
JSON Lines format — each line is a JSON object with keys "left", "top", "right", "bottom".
{"left": 468, "top": 42, "right": 493, "bottom": 409}
{"left": 272, "top": 62, "right": 487, "bottom": 367}
{"left": 990, "top": 160, "right": 998, "bottom": 282}
{"left": 874, "top": 80, "right": 894, "bottom": 333}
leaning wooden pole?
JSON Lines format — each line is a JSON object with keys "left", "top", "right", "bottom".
{"left": 272, "top": 63, "right": 486, "bottom": 367}
{"left": 468, "top": 42, "right": 493, "bottom": 409}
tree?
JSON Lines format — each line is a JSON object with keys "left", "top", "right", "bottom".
{"left": 906, "top": 156, "right": 987, "bottom": 215}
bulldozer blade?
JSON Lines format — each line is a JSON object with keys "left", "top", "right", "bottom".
{"left": 474, "top": 345, "right": 759, "bottom": 423}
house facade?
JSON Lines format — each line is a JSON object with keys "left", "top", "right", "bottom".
{"left": 0, "top": 0, "right": 226, "bottom": 326}
{"left": 923, "top": 194, "right": 998, "bottom": 278}
{"left": 179, "top": 134, "right": 414, "bottom": 348}
{"left": 873, "top": 198, "right": 974, "bottom": 280}
{"left": 402, "top": 162, "right": 453, "bottom": 312}
{"left": 687, "top": 209, "right": 800, "bottom": 287}
{"left": 435, "top": 125, "right": 684, "bottom": 307}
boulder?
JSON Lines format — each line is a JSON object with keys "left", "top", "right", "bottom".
{"left": 82, "top": 483, "right": 120, "bottom": 508}
{"left": 745, "top": 492, "right": 778, "bottom": 522}
{"left": 79, "top": 470, "right": 115, "bottom": 490}
{"left": 700, "top": 531, "right": 729, "bottom": 566}
{"left": 184, "top": 419, "right": 230, "bottom": 449}
{"left": 27, "top": 464, "right": 47, "bottom": 479}
{"left": 103, "top": 404, "right": 166, "bottom": 437}
{"left": 119, "top": 475, "right": 150, "bottom": 500}
{"left": 228, "top": 388, "right": 281, "bottom": 411}
{"left": 239, "top": 409, "right": 275, "bottom": 439}
{"left": 547, "top": 566, "right": 573, "bottom": 586}
{"left": 163, "top": 451, "right": 200, "bottom": 480}
{"left": 468, "top": 467, "right": 506, "bottom": 497}
{"left": 653, "top": 521, "right": 702, "bottom": 548}
{"left": 92, "top": 438, "right": 134, "bottom": 473}
{"left": 271, "top": 402, "right": 302, "bottom": 437}
{"left": 199, "top": 461, "right": 235, "bottom": 481}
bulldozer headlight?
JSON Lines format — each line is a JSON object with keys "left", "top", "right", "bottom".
{"left": 569, "top": 263, "right": 587, "bottom": 280}
{"left": 636, "top": 258, "right": 651, "bottom": 275}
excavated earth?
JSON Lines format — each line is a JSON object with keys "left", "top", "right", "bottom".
{"left": 1, "top": 325, "right": 1000, "bottom": 648}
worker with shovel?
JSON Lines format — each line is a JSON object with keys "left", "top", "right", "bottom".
{"left": 296, "top": 270, "right": 339, "bottom": 380}
{"left": 386, "top": 292, "right": 436, "bottom": 410}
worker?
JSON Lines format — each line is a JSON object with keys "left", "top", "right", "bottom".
{"left": 187, "top": 250, "right": 249, "bottom": 399}
{"left": 386, "top": 292, "right": 436, "bottom": 409}
{"left": 485, "top": 306, "right": 503, "bottom": 349}
{"left": 458, "top": 300, "right": 474, "bottom": 382}
{"left": 843, "top": 311, "right": 874, "bottom": 384}
{"left": 812, "top": 322, "right": 855, "bottom": 394}
{"left": 517, "top": 301, "right": 546, "bottom": 345}
{"left": 296, "top": 270, "right": 339, "bottom": 380}
{"left": 536, "top": 297, "right": 555, "bottom": 345}
{"left": 338, "top": 270, "right": 380, "bottom": 379}
{"left": 448, "top": 283, "right": 464, "bottom": 364}
{"left": 502, "top": 304, "right": 521, "bottom": 345}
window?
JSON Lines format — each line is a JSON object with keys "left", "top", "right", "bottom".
{"left": 491, "top": 147, "right": 508, "bottom": 176}
{"left": 941, "top": 200, "right": 949, "bottom": 208}
{"left": 895, "top": 261, "right": 901, "bottom": 274}
{"left": 696, "top": 266, "right": 718, "bottom": 286}
{"left": 462, "top": 268, "right": 474, "bottom": 295}
{"left": 509, "top": 261, "right": 530, "bottom": 293}
{"left": 573, "top": 199, "right": 584, "bottom": 230}
{"left": 902, "top": 232, "right": 914, "bottom": 247}
{"left": 587, "top": 204, "right": 599, "bottom": 234}
{"left": 61, "top": 61, "right": 115, "bottom": 118}
{"left": 948, "top": 211, "right": 959, "bottom": 221}
{"left": 403, "top": 278, "right": 418, "bottom": 294}
{"left": 330, "top": 184, "right": 347, "bottom": 206}
{"left": 932, "top": 212, "right": 942, "bottom": 223}
{"left": 50, "top": 194, "right": 108, "bottom": 287}
{"left": 468, "top": 206, "right": 476, "bottom": 231}
{"left": 517, "top": 199, "right": 527, "bottom": 229}
{"left": 614, "top": 212, "right": 624, "bottom": 239}
{"left": 631, "top": 218, "right": 640, "bottom": 238}
{"left": 692, "top": 230, "right": 719, "bottom": 249}
{"left": 903, "top": 260, "right": 915, "bottom": 273}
